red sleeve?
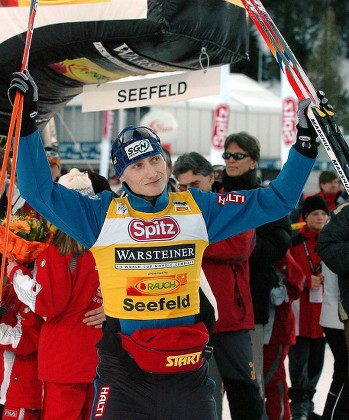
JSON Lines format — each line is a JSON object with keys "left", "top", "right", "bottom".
{"left": 204, "top": 229, "right": 255, "bottom": 263}
{"left": 10, "top": 303, "right": 44, "bottom": 356}
{"left": 276, "top": 251, "right": 304, "bottom": 301}
{"left": 0, "top": 287, "right": 44, "bottom": 356}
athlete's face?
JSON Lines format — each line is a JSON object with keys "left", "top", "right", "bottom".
{"left": 120, "top": 154, "right": 168, "bottom": 200}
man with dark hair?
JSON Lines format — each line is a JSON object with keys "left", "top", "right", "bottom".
{"left": 173, "top": 152, "right": 222, "bottom": 193}
{"left": 221, "top": 130, "right": 293, "bottom": 418}
{"left": 173, "top": 152, "right": 261, "bottom": 420}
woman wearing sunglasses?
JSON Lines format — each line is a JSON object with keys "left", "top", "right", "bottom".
{"left": 10, "top": 70, "right": 324, "bottom": 420}
{"left": 221, "top": 132, "right": 293, "bottom": 419}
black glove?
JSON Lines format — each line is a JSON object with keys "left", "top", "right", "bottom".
{"left": 294, "top": 92, "right": 332, "bottom": 158}
{"left": 8, "top": 70, "right": 38, "bottom": 136}
{"left": 293, "top": 98, "right": 319, "bottom": 158}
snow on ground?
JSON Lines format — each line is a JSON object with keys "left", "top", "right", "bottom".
{"left": 222, "top": 343, "right": 334, "bottom": 419}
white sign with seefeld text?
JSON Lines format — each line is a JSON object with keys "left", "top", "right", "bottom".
{"left": 82, "top": 67, "right": 221, "bottom": 112}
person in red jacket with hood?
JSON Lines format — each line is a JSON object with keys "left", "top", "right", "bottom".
{"left": 288, "top": 195, "right": 329, "bottom": 420}
{"left": 7, "top": 169, "right": 102, "bottom": 420}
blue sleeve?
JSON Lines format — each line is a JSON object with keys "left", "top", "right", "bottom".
{"left": 17, "top": 130, "right": 111, "bottom": 249}
{"left": 190, "top": 146, "right": 314, "bottom": 243}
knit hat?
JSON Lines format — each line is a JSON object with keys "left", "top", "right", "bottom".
{"left": 58, "top": 168, "right": 95, "bottom": 196}
{"left": 301, "top": 195, "right": 329, "bottom": 219}
{"left": 111, "top": 125, "right": 164, "bottom": 178}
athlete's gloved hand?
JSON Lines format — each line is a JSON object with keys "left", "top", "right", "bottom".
{"left": 8, "top": 70, "right": 38, "bottom": 136}
{"left": 294, "top": 92, "right": 331, "bottom": 158}
{"left": 294, "top": 98, "right": 319, "bottom": 158}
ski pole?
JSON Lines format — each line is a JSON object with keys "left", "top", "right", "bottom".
{"left": 233, "top": 0, "right": 349, "bottom": 194}
{"left": 0, "top": 0, "right": 39, "bottom": 289}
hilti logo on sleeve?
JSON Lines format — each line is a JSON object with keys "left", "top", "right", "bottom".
{"left": 128, "top": 217, "right": 180, "bottom": 241}
{"left": 216, "top": 193, "right": 246, "bottom": 205}
{"left": 94, "top": 386, "right": 111, "bottom": 418}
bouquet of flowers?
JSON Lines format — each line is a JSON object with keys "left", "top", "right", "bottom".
{"left": 0, "top": 211, "right": 52, "bottom": 264}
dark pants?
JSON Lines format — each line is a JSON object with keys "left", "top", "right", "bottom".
{"left": 288, "top": 336, "right": 326, "bottom": 417}
{"left": 322, "top": 327, "right": 349, "bottom": 420}
{"left": 210, "top": 330, "right": 264, "bottom": 420}
{"left": 91, "top": 350, "right": 217, "bottom": 420}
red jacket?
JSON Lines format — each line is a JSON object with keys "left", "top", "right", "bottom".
{"left": 10, "top": 245, "right": 102, "bottom": 383}
{"left": 318, "top": 190, "right": 340, "bottom": 212}
{"left": 267, "top": 251, "right": 304, "bottom": 345}
{"left": 202, "top": 230, "right": 255, "bottom": 333}
{"left": 0, "top": 279, "right": 44, "bottom": 408}
{"left": 290, "top": 226, "right": 324, "bottom": 338}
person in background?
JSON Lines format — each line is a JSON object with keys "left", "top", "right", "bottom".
{"left": 221, "top": 131, "right": 292, "bottom": 412}
{"left": 0, "top": 276, "right": 44, "bottom": 419}
{"left": 318, "top": 203, "right": 349, "bottom": 419}
{"left": 0, "top": 148, "right": 44, "bottom": 419}
{"left": 316, "top": 170, "right": 341, "bottom": 212}
{"left": 263, "top": 251, "right": 304, "bottom": 420}
{"left": 11, "top": 70, "right": 321, "bottom": 419}
{"left": 288, "top": 195, "right": 329, "bottom": 420}
{"left": 8, "top": 169, "right": 103, "bottom": 419}
{"left": 319, "top": 263, "right": 349, "bottom": 419}
{"left": 173, "top": 152, "right": 260, "bottom": 420}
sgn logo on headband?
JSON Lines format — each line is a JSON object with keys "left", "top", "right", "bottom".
{"left": 125, "top": 139, "right": 154, "bottom": 160}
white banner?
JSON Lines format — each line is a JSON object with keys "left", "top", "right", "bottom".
{"left": 99, "top": 110, "right": 114, "bottom": 178}
{"left": 82, "top": 67, "right": 221, "bottom": 112}
{"left": 280, "top": 71, "right": 298, "bottom": 166}
{"left": 0, "top": 0, "right": 147, "bottom": 43}
{"left": 209, "top": 65, "right": 230, "bottom": 165}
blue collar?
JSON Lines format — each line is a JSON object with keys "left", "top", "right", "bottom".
{"left": 122, "top": 183, "right": 169, "bottom": 213}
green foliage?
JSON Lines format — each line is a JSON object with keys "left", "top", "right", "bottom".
{"left": 306, "top": 7, "right": 349, "bottom": 132}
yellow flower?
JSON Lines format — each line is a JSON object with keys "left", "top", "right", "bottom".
{"left": 1, "top": 212, "right": 49, "bottom": 243}
{"left": 9, "top": 220, "right": 31, "bottom": 235}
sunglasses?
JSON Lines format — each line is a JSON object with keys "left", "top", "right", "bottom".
{"left": 116, "top": 126, "right": 160, "bottom": 145}
{"left": 222, "top": 152, "right": 250, "bottom": 161}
